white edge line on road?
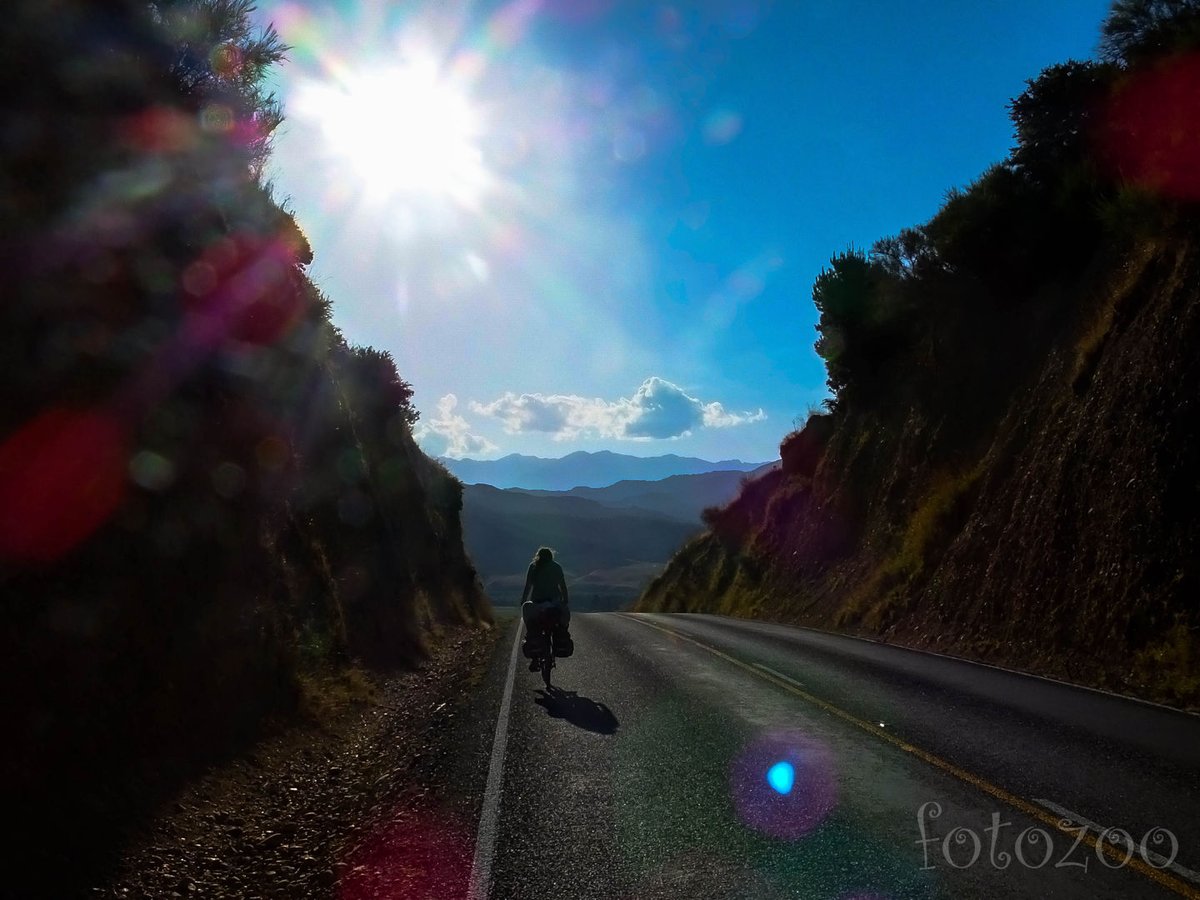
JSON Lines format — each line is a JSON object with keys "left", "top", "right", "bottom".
{"left": 1032, "top": 798, "right": 1200, "bottom": 885}
{"left": 467, "top": 619, "right": 523, "bottom": 900}
{"left": 755, "top": 663, "right": 805, "bottom": 687}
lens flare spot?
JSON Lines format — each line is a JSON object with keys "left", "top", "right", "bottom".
{"left": 767, "top": 760, "right": 795, "bottom": 794}
{"left": 703, "top": 108, "right": 743, "bottom": 145}
{"left": 337, "top": 806, "right": 471, "bottom": 899}
{"left": 487, "top": 0, "right": 541, "bottom": 48}
{"left": 731, "top": 730, "right": 837, "bottom": 840}
{"left": 121, "top": 106, "right": 197, "bottom": 154}
{"left": 613, "top": 126, "right": 647, "bottom": 162}
{"left": 200, "top": 103, "right": 235, "bottom": 135}
{"left": 1100, "top": 52, "right": 1200, "bottom": 200}
{"left": 210, "top": 42, "right": 243, "bottom": 78}
{"left": 0, "top": 409, "right": 128, "bottom": 563}
{"left": 181, "top": 234, "right": 305, "bottom": 347}
{"left": 129, "top": 450, "right": 176, "bottom": 492}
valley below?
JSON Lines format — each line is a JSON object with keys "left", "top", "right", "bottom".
{"left": 453, "top": 453, "right": 777, "bottom": 608}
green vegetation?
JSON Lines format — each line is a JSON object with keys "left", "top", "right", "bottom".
{"left": 1100, "top": 0, "right": 1200, "bottom": 62}
{"left": 1134, "top": 623, "right": 1200, "bottom": 703}
{"left": 1, "top": 0, "right": 488, "bottom": 882}
{"left": 640, "top": 0, "right": 1200, "bottom": 708}
{"left": 837, "top": 465, "right": 985, "bottom": 631}
{"left": 1069, "top": 238, "right": 1158, "bottom": 387}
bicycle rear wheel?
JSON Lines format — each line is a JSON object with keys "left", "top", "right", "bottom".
{"left": 540, "top": 655, "right": 552, "bottom": 688}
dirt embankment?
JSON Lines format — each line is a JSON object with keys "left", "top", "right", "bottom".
{"left": 638, "top": 232, "right": 1200, "bottom": 709}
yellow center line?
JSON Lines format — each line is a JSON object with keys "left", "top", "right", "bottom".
{"left": 622, "top": 614, "right": 1200, "bottom": 900}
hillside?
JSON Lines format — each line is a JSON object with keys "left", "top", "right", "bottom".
{"left": 512, "top": 463, "right": 779, "bottom": 523}
{"left": 637, "top": 14, "right": 1200, "bottom": 708}
{"left": 0, "top": 2, "right": 489, "bottom": 886}
{"left": 440, "top": 449, "right": 768, "bottom": 490}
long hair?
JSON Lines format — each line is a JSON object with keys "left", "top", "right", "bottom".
{"left": 531, "top": 546, "right": 554, "bottom": 568}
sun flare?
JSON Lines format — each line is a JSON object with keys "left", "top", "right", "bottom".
{"left": 297, "top": 60, "right": 488, "bottom": 207}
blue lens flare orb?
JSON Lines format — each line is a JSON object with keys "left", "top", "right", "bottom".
{"left": 730, "top": 730, "right": 837, "bottom": 840}
{"left": 767, "top": 761, "right": 795, "bottom": 794}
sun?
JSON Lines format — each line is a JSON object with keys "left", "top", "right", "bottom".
{"left": 297, "top": 59, "right": 488, "bottom": 207}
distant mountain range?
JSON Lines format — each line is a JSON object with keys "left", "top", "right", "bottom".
{"left": 509, "top": 464, "right": 778, "bottom": 523}
{"left": 440, "top": 450, "right": 770, "bottom": 491}
{"left": 460, "top": 461, "right": 779, "bottom": 609}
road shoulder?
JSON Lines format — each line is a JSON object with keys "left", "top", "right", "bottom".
{"left": 96, "top": 622, "right": 506, "bottom": 898}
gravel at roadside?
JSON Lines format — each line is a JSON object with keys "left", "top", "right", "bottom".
{"left": 96, "top": 623, "right": 503, "bottom": 899}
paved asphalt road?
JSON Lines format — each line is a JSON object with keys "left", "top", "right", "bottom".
{"left": 465, "top": 613, "right": 1200, "bottom": 899}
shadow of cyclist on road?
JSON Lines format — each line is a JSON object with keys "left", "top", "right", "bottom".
{"left": 534, "top": 687, "right": 619, "bottom": 735}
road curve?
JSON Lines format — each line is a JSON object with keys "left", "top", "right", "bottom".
{"left": 467, "top": 612, "right": 1200, "bottom": 899}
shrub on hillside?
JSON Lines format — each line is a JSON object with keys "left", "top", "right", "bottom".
{"left": 780, "top": 413, "right": 834, "bottom": 477}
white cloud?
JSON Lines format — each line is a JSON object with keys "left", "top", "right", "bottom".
{"left": 702, "top": 401, "right": 766, "bottom": 428}
{"left": 469, "top": 392, "right": 573, "bottom": 434}
{"left": 471, "top": 377, "right": 764, "bottom": 441}
{"left": 414, "top": 394, "right": 498, "bottom": 458}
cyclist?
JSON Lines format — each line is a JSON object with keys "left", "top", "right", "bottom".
{"left": 520, "top": 546, "right": 572, "bottom": 669}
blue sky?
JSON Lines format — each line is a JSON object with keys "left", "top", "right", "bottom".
{"left": 253, "top": 0, "right": 1111, "bottom": 461}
